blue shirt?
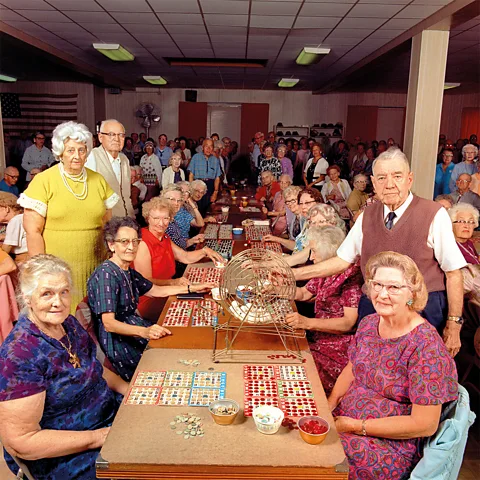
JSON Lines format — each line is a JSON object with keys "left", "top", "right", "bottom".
{"left": 0, "top": 179, "right": 19, "bottom": 196}
{"left": 154, "top": 146, "right": 173, "bottom": 167}
{"left": 174, "top": 207, "right": 194, "bottom": 239}
{"left": 434, "top": 163, "right": 455, "bottom": 197}
{"left": 189, "top": 153, "right": 221, "bottom": 180}
{"left": 449, "top": 161, "right": 477, "bottom": 192}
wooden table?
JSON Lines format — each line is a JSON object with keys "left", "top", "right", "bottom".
{"left": 97, "top": 349, "right": 348, "bottom": 480}
{"left": 96, "top": 193, "right": 348, "bottom": 479}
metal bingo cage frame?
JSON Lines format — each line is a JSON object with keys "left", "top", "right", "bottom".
{"left": 212, "top": 248, "right": 305, "bottom": 363}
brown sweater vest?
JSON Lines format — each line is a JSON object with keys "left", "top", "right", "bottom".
{"left": 360, "top": 196, "right": 445, "bottom": 292}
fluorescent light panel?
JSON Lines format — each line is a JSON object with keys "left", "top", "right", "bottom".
{"left": 0, "top": 74, "right": 17, "bottom": 82}
{"left": 278, "top": 78, "right": 299, "bottom": 88}
{"left": 444, "top": 82, "right": 461, "bottom": 90}
{"left": 143, "top": 76, "right": 167, "bottom": 85}
{"left": 93, "top": 43, "right": 134, "bottom": 61}
{"left": 296, "top": 47, "right": 331, "bottom": 66}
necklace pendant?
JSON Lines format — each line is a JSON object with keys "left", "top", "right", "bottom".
{"left": 69, "top": 354, "right": 81, "bottom": 369}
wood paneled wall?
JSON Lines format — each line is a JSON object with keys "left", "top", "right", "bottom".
{"left": 1, "top": 82, "right": 478, "bottom": 143}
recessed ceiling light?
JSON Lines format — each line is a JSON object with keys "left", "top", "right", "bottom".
{"left": 444, "top": 82, "right": 461, "bottom": 90}
{"left": 0, "top": 74, "right": 17, "bottom": 82}
{"left": 278, "top": 78, "right": 299, "bottom": 88}
{"left": 143, "top": 76, "right": 167, "bottom": 85}
{"left": 296, "top": 47, "right": 331, "bottom": 66}
{"left": 93, "top": 43, "right": 134, "bottom": 61}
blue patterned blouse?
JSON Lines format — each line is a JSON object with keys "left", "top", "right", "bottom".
{"left": 0, "top": 315, "right": 120, "bottom": 480}
{"left": 174, "top": 207, "right": 194, "bottom": 239}
{"left": 165, "top": 219, "right": 187, "bottom": 250}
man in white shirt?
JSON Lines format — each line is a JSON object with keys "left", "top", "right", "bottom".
{"left": 85, "top": 119, "right": 134, "bottom": 218}
{"left": 21, "top": 132, "right": 55, "bottom": 181}
{"left": 292, "top": 148, "right": 466, "bottom": 358}
{"left": 155, "top": 134, "right": 173, "bottom": 168}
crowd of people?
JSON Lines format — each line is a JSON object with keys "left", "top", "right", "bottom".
{"left": 0, "top": 120, "right": 478, "bottom": 480}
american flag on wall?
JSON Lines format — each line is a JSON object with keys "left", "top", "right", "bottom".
{"left": 0, "top": 93, "right": 78, "bottom": 136}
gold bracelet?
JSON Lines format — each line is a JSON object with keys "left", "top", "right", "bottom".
{"left": 361, "top": 419, "right": 367, "bottom": 436}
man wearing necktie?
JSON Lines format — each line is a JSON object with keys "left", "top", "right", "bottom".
{"left": 292, "top": 148, "right": 466, "bottom": 358}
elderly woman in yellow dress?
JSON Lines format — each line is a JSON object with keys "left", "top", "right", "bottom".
{"left": 19, "top": 121, "right": 118, "bottom": 312}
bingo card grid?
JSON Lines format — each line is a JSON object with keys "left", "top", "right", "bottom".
{"left": 191, "top": 300, "right": 218, "bottom": 327}
{"left": 162, "top": 300, "right": 195, "bottom": 327}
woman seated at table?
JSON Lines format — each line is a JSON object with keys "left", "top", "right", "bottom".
{"left": 283, "top": 185, "right": 302, "bottom": 240}
{"left": 162, "top": 152, "right": 185, "bottom": 189}
{"left": 0, "top": 254, "right": 128, "bottom": 480}
{"left": 0, "top": 192, "right": 28, "bottom": 264}
{"left": 329, "top": 251, "right": 458, "bottom": 480}
{"left": 262, "top": 174, "right": 292, "bottom": 236}
{"left": 134, "top": 197, "right": 225, "bottom": 320}
{"left": 263, "top": 187, "right": 323, "bottom": 252}
{"left": 282, "top": 204, "right": 345, "bottom": 268}
{"left": 161, "top": 185, "right": 204, "bottom": 250}
{"left": 448, "top": 203, "right": 479, "bottom": 264}
{"left": 87, "top": 217, "right": 214, "bottom": 381}
{"left": 174, "top": 185, "right": 205, "bottom": 239}
{"left": 321, "top": 165, "right": 352, "bottom": 222}
{"left": 285, "top": 226, "right": 362, "bottom": 395}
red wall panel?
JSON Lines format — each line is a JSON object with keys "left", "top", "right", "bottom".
{"left": 178, "top": 101, "right": 207, "bottom": 139}
{"left": 240, "top": 103, "right": 269, "bottom": 153}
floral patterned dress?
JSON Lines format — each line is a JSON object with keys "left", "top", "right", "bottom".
{"left": 334, "top": 314, "right": 458, "bottom": 480}
{"left": 304, "top": 264, "right": 363, "bottom": 395}
{"left": 258, "top": 156, "right": 282, "bottom": 184}
{"left": 0, "top": 315, "right": 120, "bottom": 480}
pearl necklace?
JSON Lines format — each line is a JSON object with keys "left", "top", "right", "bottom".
{"left": 59, "top": 162, "right": 88, "bottom": 200}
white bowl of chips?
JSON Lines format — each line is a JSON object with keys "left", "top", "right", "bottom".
{"left": 252, "top": 405, "right": 284, "bottom": 435}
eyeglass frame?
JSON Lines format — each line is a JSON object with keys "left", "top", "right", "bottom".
{"left": 100, "top": 132, "right": 127, "bottom": 139}
{"left": 114, "top": 238, "right": 141, "bottom": 247}
{"left": 369, "top": 280, "right": 410, "bottom": 295}
{"left": 453, "top": 220, "right": 476, "bottom": 225}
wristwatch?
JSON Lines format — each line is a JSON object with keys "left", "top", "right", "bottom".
{"left": 447, "top": 316, "right": 464, "bottom": 325}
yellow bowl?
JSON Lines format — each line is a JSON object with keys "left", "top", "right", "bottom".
{"left": 209, "top": 399, "right": 239, "bottom": 426}
{"left": 298, "top": 416, "right": 330, "bottom": 445}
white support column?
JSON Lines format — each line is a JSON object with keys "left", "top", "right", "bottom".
{"left": 403, "top": 28, "right": 450, "bottom": 199}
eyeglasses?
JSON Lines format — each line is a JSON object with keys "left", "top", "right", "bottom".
{"left": 101, "top": 132, "right": 127, "bottom": 139}
{"left": 453, "top": 220, "right": 476, "bottom": 225}
{"left": 299, "top": 200, "right": 316, "bottom": 206}
{"left": 149, "top": 215, "right": 170, "bottom": 223}
{"left": 114, "top": 238, "right": 141, "bottom": 247}
{"left": 457, "top": 179, "right": 471, "bottom": 184}
{"left": 5, "top": 173, "right": 19, "bottom": 179}
{"left": 35, "top": 136, "right": 45, "bottom": 140}
{"left": 165, "top": 197, "right": 183, "bottom": 204}
{"left": 285, "top": 199, "right": 297, "bottom": 205}
{"left": 355, "top": 180, "right": 367, "bottom": 184}
{"left": 370, "top": 280, "right": 409, "bottom": 295}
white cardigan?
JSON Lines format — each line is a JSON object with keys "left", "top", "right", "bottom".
{"left": 321, "top": 178, "right": 352, "bottom": 201}
{"left": 140, "top": 153, "right": 163, "bottom": 184}
{"left": 162, "top": 166, "right": 185, "bottom": 188}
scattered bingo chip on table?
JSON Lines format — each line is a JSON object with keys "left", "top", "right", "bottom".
{"left": 159, "top": 388, "right": 191, "bottom": 406}
{"left": 125, "top": 387, "right": 161, "bottom": 405}
{"left": 133, "top": 370, "right": 166, "bottom": 387}
{"left": 164, "top": 371, "right": 194, "bottom": 388}
{"left": 162, "top": 300, "right": 195, "bottom": 327}
{"left": 191, "top": 300, "right": 218, "bottom": 327}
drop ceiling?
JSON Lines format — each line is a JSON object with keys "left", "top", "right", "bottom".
{"left": 0, "top": 0, "right": 478, "bottom": 92}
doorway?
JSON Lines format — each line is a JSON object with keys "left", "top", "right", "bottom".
{"left": 207, "top": 103, "right": 241, "bottom": 142}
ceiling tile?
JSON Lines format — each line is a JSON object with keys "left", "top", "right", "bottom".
{"left": 150, "top": 0, "right": 200, "bottom": 13}
{"left": 200, "top": 0, "right": 249, "bottom": 15}
{"left": 299, "top": 3, "right": 352, "bottom": 17}
{"left": 96, "top": 0, "right": 151, "bottom": 12}
{"left": 127, "top": 23, "right": 167, "bottom": 34}
{"left": 181, "top": 48, "right": 215, "bottom": 56}
{"left": 46, "top": 0, "right": 103, "bottom": 10}
{"left": 382, "top": 18, "right": 421, "bottom": 29}
{"left": 347, "top": 4, "right": 406, "bottom": 18}
{"left": 82, "top": 23, "right": 125, "bottom": 33}
{"left": 251, "top": 1, "right": 301, "bottom": 15}
{"left": 207, "top": 25, "right": 248, "bottom": 34}
{"left": 248, "top": 35, "right": 286, "bottom": 45}
{"left": 133, "top": 34, "right": 175, "bottom": 46}
{"left": 357, "top": 0, "right": 410, "bottom": 3}
{"left": 456, "top": 30, "right": 480, "bottom": 41}
{"left": 63, "top": 11, "right": 116, "bottom": 23}
{"left": 288, "top": 28, "right": 331, "bottom": 39}
{"left": 395, "top": 5, "right": 443, "bottom": 18}
{"left": 250, "top": 16, "right": 294, "bottom": 28}
{"left": 304, "top": 0, "right": 355, "bottom": 3}
{"left": 369, "top": 29, "right": 405, "bottom": 39}
{"left": 41, "top": 22, "right": 87, "bottom": 33}
{"left": 294, "top": 17, "right": 339, "bottom": 28}
{"left": 14, "top": 10, "right": 70, "bottom": 22}
{"left": 204, "top": 15, "right": 248, "bottom": 26}
{"left": 451, "top": 18, "right": 480, "bottom": 32}
{"left": 0, "top": 9, "right": 29, "bottom": 21}
{"left": 337, "top": 17, "right": 387, "bottom": 29}
{"left": 110, "top": 12, "right": 160, "bottom": 24}
{"left": 320, "top": 36, "right": 362, "bottom": 45}
{"left": 210, "top": 34, "right": 247, "bottom": 44}
{"left": 163, "top": 25, "right": 207, "bottom": 35}
{"left": 325, "top": 28, "right": 370, "bottom": 38}
{"left": 249, "top": 27, "right": 290, "bottom": 36}
{"left": 2, "top": 20, "right": 47, "bottom": 33}
{"left": 411, "top": 0, "right": 452, "bottom": 4}
{"left": 0, "top": 0, "right": 53, "bottom": 9}
{"left": 160, "top": 14, "right": 204, "bottom": 25}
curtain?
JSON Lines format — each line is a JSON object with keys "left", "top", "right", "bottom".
{"left": 461, "top": 107, "right": 480, "bottom": 139}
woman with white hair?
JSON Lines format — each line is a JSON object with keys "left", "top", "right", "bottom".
{"left": 448, "top": 203, "right": 480, "bottom": 265}
{"left": 285, "top": 226, "right": 362, "bottom": 395}
{"left": 449, "top": 143, "right": 478, "bottom": 192}
{"left": 263, "top": 174, "right": 292, "bottom": 235}
{"left": 277, "top": 145, "right": 294, "bottom": 179}
{"left": 162, "top": 152, "right": 185, "bottom": 189}
{"left": 19, "top": 121, "right": 119, "bottom": 312}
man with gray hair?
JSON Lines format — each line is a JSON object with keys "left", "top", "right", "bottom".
{"left": 0, "top": 166, "right": 20, "bottom": 196}
{"left": 253, "top": 131, "right": 264, "bottom": 169}
{"left": 451, "top": 173, "right": 480, "bottom": 210}
{"left": 292, "top": 147, "right": 466, "bottom": 358}
{"left": 86, "top": 119, "right": 134, "bottom": 218}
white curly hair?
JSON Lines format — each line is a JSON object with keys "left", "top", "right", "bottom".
{"left": 51, "top": 121, "right": 93, "bottom": 161}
